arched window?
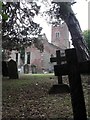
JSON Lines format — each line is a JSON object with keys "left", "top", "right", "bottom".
{"left": 27, "top": 52, "right": 30, "bottom": 64}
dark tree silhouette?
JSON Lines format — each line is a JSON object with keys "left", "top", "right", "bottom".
{"left": 58, "top": 2, "right": 90, "bottom": 62}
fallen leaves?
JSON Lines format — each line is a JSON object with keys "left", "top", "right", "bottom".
{"left": 2, "top": 75, "right": 89, "bottom": 119}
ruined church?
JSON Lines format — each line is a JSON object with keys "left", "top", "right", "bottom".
{"left": 10, "top": 22, "right": 70, "bottom": 73}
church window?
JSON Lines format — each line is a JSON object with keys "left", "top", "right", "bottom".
{"left": 27, "top": 52, "right": 30, "bottom": 64}
{"left": 56, "top": 32, "right": 60, "bottom": 38}
{"left": 20, "top": 47, "right": 25, "bottom": 64}
{"left": 16, "top": 53, "right": 18, "bottom": 63}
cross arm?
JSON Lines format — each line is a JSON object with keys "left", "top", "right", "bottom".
{"left": 50, "top": 56, "right": 66, "bottom": 63}
{"left": 54, "top": 61, "right": 90, "bottom": 76}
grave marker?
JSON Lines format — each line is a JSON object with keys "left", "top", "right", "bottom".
{"left": 31, "top": 64, "right": 37, "bottom": 74}
{"left": 54, "top": 48, "right": 90, "bottom": 120}
{"left": 24, "top": 64, "right": 29, "bottom": 74}
{"left": 50, "top": 50, "right": 66, "bottom": 84}
{"left": 2, "top": 61, "right": 8, "bottom": 77}
{"left": 8, "top": 59, "right": 18, "bottom": 79}
{"left": 49, "top": 50, "right": 70, "bottom": 94}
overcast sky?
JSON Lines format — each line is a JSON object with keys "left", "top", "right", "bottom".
{"left": 72, "top": 0, "right": 88, "bottom": 30}
{"left": 34, "top": 0, "right": 89, "bottom": 42}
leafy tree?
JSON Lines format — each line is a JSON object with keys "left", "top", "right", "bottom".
{"left": 2, "top": 1, "right": 90, "bottom": 62}
{"left": 2, "top": 2, "right": 43, "bottom": 51}
{"left": 42, "top": 1, "right": 90, "bottom": 62}
{"left": 0, "top": 2, "right": 8, "bottom": 21}
{"left": 83, "top": 30, "right": 90, "bottom": 50}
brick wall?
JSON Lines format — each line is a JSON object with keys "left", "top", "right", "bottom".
{"left": 25, "top": 38, "right": 60, "bottom": 73}
{"left": 25, "top": 24, "right": 69, "bottom": 73}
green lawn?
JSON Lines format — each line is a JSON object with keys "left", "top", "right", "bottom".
{"left": 2, "top": 74, "right": 89, "bottom": 119}
{"left": 3, "top": 73, "right": 55, "bottom": 88}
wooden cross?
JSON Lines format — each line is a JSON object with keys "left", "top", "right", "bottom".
{"left": 54, "top": 48, "right": 90, "bottom": 120}
{"left": 50, "top": 50, "right": 66, "bottom": 84}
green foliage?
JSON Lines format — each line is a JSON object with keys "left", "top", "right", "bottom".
{"left": 0, "top": 1, "right": 2, "bottom": 6}
{"left": 0, "top": 2, "right": 8, "bottom": 21}
{"left": 0, "top": 1, "right": 2, "bottom": 12}
{"left": 83, "top": 30, "right": 90, "bottom": 50}
{"left": 2, "top": 13, "right": 8, "bottom": 21}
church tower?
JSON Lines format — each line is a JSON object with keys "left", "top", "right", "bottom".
{"left": 51, "top": 22, "right": 70, "bottom": 49}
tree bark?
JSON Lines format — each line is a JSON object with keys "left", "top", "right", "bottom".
{"left": 59, "top": 2, "right": 90, "bottom": 62}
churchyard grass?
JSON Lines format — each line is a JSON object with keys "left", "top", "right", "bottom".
{"left": 2, "top": 74, "right": 89, "bottom": 119}
{"left": 3, "top": 73, "right": 55, "bottom": 88}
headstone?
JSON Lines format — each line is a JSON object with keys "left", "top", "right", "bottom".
{"left": 2, "top": 61, "right": 8, "bottom": 77}
{"left": 48, "top": 65, "right": 53, "bottom": 73}
{"left": 31, "top": 65, "right": 37, "bottom": 74}
{"left": 8, "top": 59, "right": 18, "bottom": 79}
{"left": 24, "top": 64, "right": 29, "bottom": 74}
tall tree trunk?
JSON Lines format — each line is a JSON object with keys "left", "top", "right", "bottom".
{"left": 59, "top": 2, "right": 90, "bottom": 62}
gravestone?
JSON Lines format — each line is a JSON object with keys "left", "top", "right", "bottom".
{"left": 49, "top": 50, "right": 70, "bottom": 94}
{"left": 8, "top": 59, "right": 18, "bottom": 79}
{"left": 2, "top": 61, "right": 8, "bottom": 77}
{"left": 31, "top": 65, "right": 37, "bottom": 74}
{"left": 50, "top": 50, "right": 66, "bottom": 84}
{"left": 24, "top": 64, "right": 29, "bottom": 74}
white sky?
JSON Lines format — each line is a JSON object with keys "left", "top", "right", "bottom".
{"left": 34, "top": 0, "right": 89, "bottom": 42}
{"left": 72, "top": 0, "right": 88, "bottom": 31}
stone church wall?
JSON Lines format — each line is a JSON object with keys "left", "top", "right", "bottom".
{"left": 9, "top": 23, "right": 69, "bottom": 74}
